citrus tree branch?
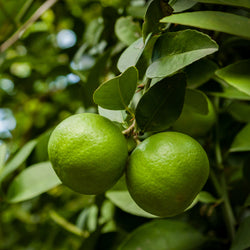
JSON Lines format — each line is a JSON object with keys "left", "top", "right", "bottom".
{"left": 0, "top": 0, "right": 58, "bottom": 53}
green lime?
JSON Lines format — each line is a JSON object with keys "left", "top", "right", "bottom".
{"left": 48, "top": 113, "right": 128, "bottom": 194}
{"left": 126, "top": 132, "right": 209, "bottom": 217}
{"left": 172, "top": 94, "right": 216, "bottom": 137}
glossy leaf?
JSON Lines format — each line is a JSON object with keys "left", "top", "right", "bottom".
{"left": 0, "top": 140, "right": 37, "bottom": 184}
{"left": 196, "top": 0, "right": 250, "bottom": 9}
{"left": 227, "top": 101, "right": 250, "bottom": 123}
{"left": 93, "top": 66, "right": 138, "bottom": 110}
{"left": 119, "top": 219, "right": 205, "bottom": 250}
{"left": 230, "top": 123, "right": 250, "bottom": 152}
{"left": 216, "top": 60, "right": 250, "bottom": 97}
{"left": 106, "top": 190, "right": 156, "bottom": 218}
{"left": 231, "top": 216, "right": 250, "bottom": 250}
{"left": 135, "top": 73, "right": 186, "bottom": 132}
{"left": 171, "top": 0, "right": 197, "bottom": 13}
{"left": 117, "top": 37, "right": 146, "bottom": 73}
{"left": 115, "top": 17, "right": 141, "bottom": 46}
{"left": 6, "top": 162, "right": 61, "bottom": 203}
{"left": 146, "top": 30, "right": 218, "bottom": 78}
{"left": 185, "top": 59, "right": 218, "bottom": 88}
{"left": 98, "top": 106, "right": 126, "bottom": 123}
{"left": 142, "top": 0, "right": 173, "bottom": 41}
{"left": 161, "top": 11, "right": 250, "bottom": 39}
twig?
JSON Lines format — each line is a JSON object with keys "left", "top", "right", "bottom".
{"left": 0, "top": 0, "right": 59, "bottom": 53}
{"left": 122, "top": 119, "right": 136, "bottom": 135}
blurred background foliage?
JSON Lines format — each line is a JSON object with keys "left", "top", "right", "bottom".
{"left": 0, "top": 0, "right": 250, "bottom": 249}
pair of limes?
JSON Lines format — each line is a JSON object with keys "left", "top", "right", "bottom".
{"left": 48, "top": 113, "right": 209, "bottom": 217}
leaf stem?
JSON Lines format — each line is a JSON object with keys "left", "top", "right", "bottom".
{"left": 212, "top": 97, "right": 236, "bottom": 242}
{"left": 122, "top": 119, "right": 136, "bottom": 135}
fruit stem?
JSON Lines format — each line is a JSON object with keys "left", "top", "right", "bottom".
{"left": 213, "top": 97, "right": 236, "bottom": 242}
{"left": 122, "top": 119, "right": 136, "bottom": 135}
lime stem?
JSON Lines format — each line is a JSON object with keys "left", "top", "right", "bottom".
{"left": 122, "top": 119, "right": 136, "bottom": 135}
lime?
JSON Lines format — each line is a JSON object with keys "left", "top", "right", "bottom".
{"left": 172, "top": 95, "right": 216, "bottom": 137}
{"left": 48, "top": 113, "right": 128, "bottom": 194}
{"left": 126, "top": 132, "right": 209, "bottom": 217}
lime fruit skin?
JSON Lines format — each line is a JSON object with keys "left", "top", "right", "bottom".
{"left": 48, "top": 113, "right": 128, "bottom": 194}
{"left": 126, "top": 132, "right": 209, "bottom": 217}
{"left": 172, "top": 97, "right": 216, "bottom": 137}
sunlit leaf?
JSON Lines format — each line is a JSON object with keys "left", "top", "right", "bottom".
{"left": 106, "top": 190, "right": 156, "bottom": 218}
{"left": 7, "top": 162, "right": 61, "bottom": 203}
{"left": 161, "top": 11, "right": 250, "bottom": 39}
{"left": 216, "top": 60, "right": 250, "bottom": 97}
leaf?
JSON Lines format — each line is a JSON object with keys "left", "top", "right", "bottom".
{"left": 142, "top": 0, "right": 173, "bottom": 41}
{"left": 230, "top": 123, "right": 250, "bottom": 152}
{"left": 185, "top": 59, "right": 218, "bottom": 88}
{"left": 0, "top": 140, "right": 37, "bottom": 184}
{"left": 161, "top": 11, "right": 250, "bottom": 39}
{"left": 197, "top": 191, "right": 218, "bottom": 203}
{"left": 227, "top": 101, "right": 250, "bottom": 123}
{"left": 146, "top": 30, "right": 218, "bottom": 78}
{"left": 93, "top": 66, "right": 138, "bottom": 110}
{"left": 184, "top": 89, "right": 209, "bottom": 115}
{"left": 106, "top": 190, "right": 156, "bottom": 218}
{"left": 115, "top": 17, "right": 141, "bottom": 46}
{"left": 98, "top": 106, "right": 127, "bottom": 123}
{"left": 171, "top": 0, "right": 197, "bottom": 13}
{"left": 196, "top": 0, "right": 250, "bottom": 9}
{"left": 117, "top": 37, "right": 145, "bottom": 73}
{"left": 118, "top": 219, "right": 205, "bottom": 250}
{"left": 6, "top": 162, "right": 61, "bottom": 203}
{"left": 216, "top": 60, "right": 250, "bottom": 97}
{"left": 135, "top": 73, "right": 186, "bottom": 132}
{"left": 0, "top": 143, "right": 7, "bottom": 172}
{"left": 230, "top": 216, "right": 250, "bottom": 250}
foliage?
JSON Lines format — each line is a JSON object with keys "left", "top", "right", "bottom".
{"left": 0, "top": 0, "right": 250, "bottom": 249}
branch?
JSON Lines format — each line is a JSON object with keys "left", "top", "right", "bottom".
{"left": 0, "top": 0, "right": 59, "bottom": 53}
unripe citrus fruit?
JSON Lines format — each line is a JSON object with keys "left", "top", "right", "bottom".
{"left": 172, "top": 95, "right": 216, "bottom": 137}
{"left": 48, "top": 113, "right": 128, "bottom": 194}
{"left": 126, "top": 132, "right": 209, "bottom": 217}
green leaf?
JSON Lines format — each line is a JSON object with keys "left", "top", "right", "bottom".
{"left": 216, "top": 60, "right": 250, "bottom": 97}
{"left": 230, "top": 123, "right": 250, "bottom": 152}
{"left": 230, "top": 216, "right": 250, "bottom": 250}
{"left": 98, "top": 106, "right": 127, "bottom": 123}
{"left": 135, "top": 73, "right": 186, "bottom": 132}
{"left": 6, "top": 162, "right": 61, "bottom": 203}
{"left": 197, "top": 191, "right": 218, "bottom": 203}
{"left": 106, "top": 190, "right": 156, "bottom": 218}
{"left": 171, "top": 0, "right": 197, "bottom": 13}
{"left": 227, "top": 101, "right": 250, "bottom": 123}
{"left": 115, "top": 17, "right": 141, "bottom": 46}
{"left": 161, "top": 11, "right": 250, "bottom": 39}
{"left": 117, "top": 37, "right": 146, "bottom": 73}
{"left": 93, "top": 66, "right": 138, "bottom": 110}
{"left": 0, "top": 143, "right": 7, "bottom": 172}
{"left": 119, "top": 219, "right": 205, "bottom": 250}
{"left": 142, "top": 0, "right": 173, "bottom": 41}
{"left": 185, "top": 59, "right": 218, "bottom": 88}
{"left": 0, "top": 140, "right": 37, "bottom": 184}
{"left": 146, "top": 30, "right": 218, "bottom": 78}
{"left": 196, "top": 0, "right": 250, "bottom": 9}
{"left": 183, "top": 89, "right": 209, "bottom": 115}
